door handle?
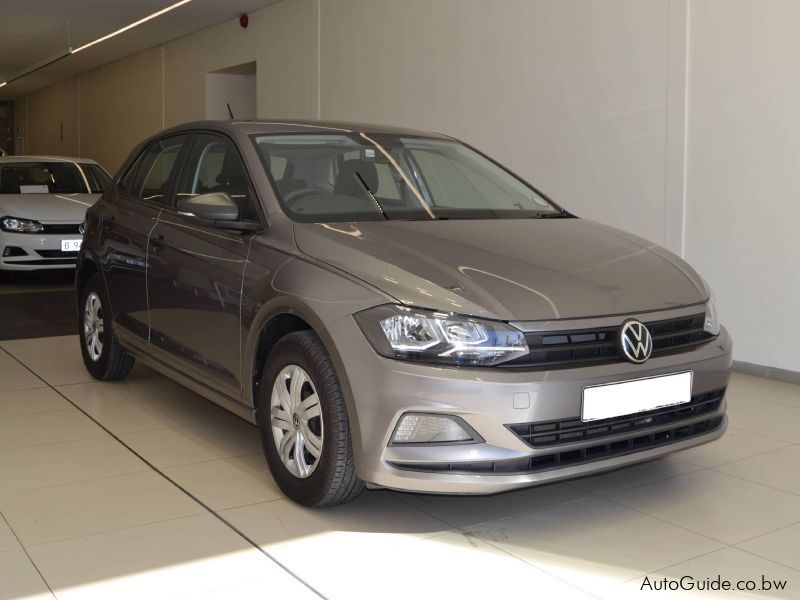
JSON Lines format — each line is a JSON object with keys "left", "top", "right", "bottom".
{"left": 150, "top": 233, "right": 165, "bottom": 255}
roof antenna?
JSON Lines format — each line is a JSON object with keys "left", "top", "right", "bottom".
{"left": 226, "top": 103, "right": 234, "bottom": 119}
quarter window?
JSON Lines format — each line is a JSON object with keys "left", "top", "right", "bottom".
{"left": 128, "top": 135, "right": 189, "bottom": 204}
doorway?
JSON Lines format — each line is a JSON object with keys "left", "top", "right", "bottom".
{"left": 205, "top": 61, "right": 256, "bottom": 120}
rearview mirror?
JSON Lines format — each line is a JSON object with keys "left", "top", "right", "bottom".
{"left": 177, "top": 192, "right": 239, "bottom": 222}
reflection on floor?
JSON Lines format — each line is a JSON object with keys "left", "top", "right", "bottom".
{"left": 0, "top": 271, "right": 76, "bottom": 340}
{"left": 0, "top": 335, "right": 798, "bottom": 599}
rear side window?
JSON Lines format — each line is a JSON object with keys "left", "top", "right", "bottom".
{"left": 127, "top": 135, "right": 189, "bottom": 204}
{"left": 0, "top": 162, "right": 86, "bottom": 194}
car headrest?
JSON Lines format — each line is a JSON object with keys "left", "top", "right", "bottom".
{"left": 334, "top": 159, "right": 379, "bottom": 196}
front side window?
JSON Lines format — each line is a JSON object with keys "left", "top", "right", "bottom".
{"left": 176, "top": 133, "right": 259, "bottom": 222}
{"left": 80, "top": 163, "right": 112, "bottom": 193}
{"left": 0, "top": 162, "right": 87, "bottom": 194}
{"left": 251, "top": 133, "right": 560, "bottom": 222}
{"left": 128, "top": 135, "right": 189, "bottom": 204}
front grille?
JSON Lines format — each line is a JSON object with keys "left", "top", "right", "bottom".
{"left": 41, "top": 223, "right": 81, "bottom": 234}
{"left": 389, "top": 388, "right": 726, "bottom": 476}
{"left": 501, "top": 312, "right": 714, "bottom": 370}
{"left": 35, "top": 249, "right": 79, "bottom": 258}
{"left": 508, "top": 388, "right": 725, "bottom": 448}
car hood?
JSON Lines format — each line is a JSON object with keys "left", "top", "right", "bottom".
{"left": 0, "top": 193, "right": 99, "bottom": 222}
{"left": 293, "top": 219, "right": 708, "bottom": 321}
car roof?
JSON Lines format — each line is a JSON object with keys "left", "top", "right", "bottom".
{"left": 0, "top": 155, "right": 100, "bottom": 164}
{"left": 161, "top": 119, "right": 454, "bottom": 139}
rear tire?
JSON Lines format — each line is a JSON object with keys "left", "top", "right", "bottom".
{"left": 78, "top": 273, "right": 134, "bottom": 381}
{"left": 257, "top": 331, "right": 364, "bottom": 507}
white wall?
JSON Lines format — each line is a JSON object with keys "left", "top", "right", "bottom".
{"left": 206, "top": 71, "right": 257, "bottom": 120}
{"left": 320, "top": 0, "right": 679, "bottom": 247}
{"left": 685, "top": 0, "right": 800, "bottom": 371}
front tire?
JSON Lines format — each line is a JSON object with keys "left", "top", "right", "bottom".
{"left": 78, "top": 273, "right": 134, "bottom": 381}
{"left": 257, "top": 331, "right": 364, "bottom": 507}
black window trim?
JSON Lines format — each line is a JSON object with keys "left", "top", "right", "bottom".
{"left": 164, "top": 128, "right": 267, "bottom": 231}
{"left": 116, "top": 133, "right": 193, "bottom": 210}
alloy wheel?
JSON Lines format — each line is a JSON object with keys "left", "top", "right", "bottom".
{"left": 83, "top": 292, "right": 104, "bottom": 362}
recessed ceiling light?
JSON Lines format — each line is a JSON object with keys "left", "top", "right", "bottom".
{"left": 72, "top": 0, "right": 195, "bottom": 54}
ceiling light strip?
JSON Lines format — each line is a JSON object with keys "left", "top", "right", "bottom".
{"left": 0, "top": 0, "right": 195, "bottom": 90}
{"left": 71, "top": 0, "right": 195, "bottom": 54}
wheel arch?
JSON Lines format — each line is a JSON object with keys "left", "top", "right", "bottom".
{"left": 75, "top": 248, "right": 101, "bottom": 317}
{"left": 244, "top": 298, "right": 363, "bottom": 459}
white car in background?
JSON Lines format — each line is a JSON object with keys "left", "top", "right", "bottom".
{"left": 0, "top": 156, "right": 111, "bottom": 270}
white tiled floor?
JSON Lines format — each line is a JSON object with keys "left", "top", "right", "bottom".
{"left": 0, "top": 336, "right": 798, "bottom": 599}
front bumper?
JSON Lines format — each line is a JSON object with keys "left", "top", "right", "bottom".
{"left": 1, "top": 229, "right": 82, "bottom": 270}
{"left": 328, "top": 314, "right": 732, "bottom": 494}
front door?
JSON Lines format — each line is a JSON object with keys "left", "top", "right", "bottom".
{"left": 146, "top": 132, "right": 263, "bottom": 399}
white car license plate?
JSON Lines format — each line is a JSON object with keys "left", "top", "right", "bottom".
{"left": 581, "top": 371, "right": 692, "bottom": 422}
{"left": 61, "top": 239, "right": 82, "bottom": 252}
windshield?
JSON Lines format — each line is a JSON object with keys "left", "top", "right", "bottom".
{"left": 251, "top": 133, "right": 563, "bottom": 221}
{"left": 0, "top": 162, "right": 90, "bottom": 194}
{"left": 79, "top": 163, "right": 112, "bottom": 193}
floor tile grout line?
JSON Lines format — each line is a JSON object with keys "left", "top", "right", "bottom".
{"left": 708, "top": 467, "right": 800, "bottom": 497}
{"left": 621, "top": 545, "right": 741, "bottom": 584}
{"left": 698, "top": 440, "right": 796, "bottom": 470}
{"left": 389, "top": 492, "right": 605, "bottom": 599}
{"left": 0, "top": 430, "right": 109, "bottom": 454}
{"left": 563, "top": 461, "right": 706, "bottom": 497}
{"left": 734, "top": 543, "right": 800, "bottom": 575}
{"left": 0, "top": 346, "right": 329, "bottom": 600}
{"left": 465, "top": 533, "right": 606, "bottom": 600}
{"left": 0, "top": 384, "right": 50, "bottom": 393}
{"left": 592, "top": 455, "right": 799, "bottom": 501}
{"left": 18, "top": 511, "right": 208, "bottom": 550}
{"left": 0, "top": 464, "right": 153, "bottom": 496}
{"left": 0, "top": 510, "right": 57, "bottom": 598}
{"left": 732, "top": 519, "right": 800, "bottom": 547}
{"left": 725, "top": 423, "right": 799, "bottom": 445}
{"left": 584, "top": 482, "right": 733, "bottom": 546}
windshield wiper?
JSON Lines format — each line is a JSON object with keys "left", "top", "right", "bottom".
{"left": 354, "top": 172, "right": 388, "bottom": 220}
{"left": 529, "top": 209, "right": 573, "bottom": 219}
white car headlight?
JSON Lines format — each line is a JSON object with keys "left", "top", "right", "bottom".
{"left": 355, "top": 304, "right": 529, "bottom": 366}
{"left": 703, "top": 293, "right": 720, "bottom": 336}
{"left": 0, "top": 216, "right": 44, "bottom": 233}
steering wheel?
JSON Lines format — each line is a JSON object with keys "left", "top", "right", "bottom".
{"left": 283, "top": 186, "right": 330, "bottom": 206}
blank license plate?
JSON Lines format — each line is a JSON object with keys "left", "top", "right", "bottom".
{"left": 61, "top": 239, "right": 82, "bottom": 252}
{"left": 581, "top": 372, "right": 692, "bottom": 422}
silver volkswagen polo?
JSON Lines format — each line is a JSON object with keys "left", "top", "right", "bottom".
{"left": 77, "top": 120, "right": 731, "bottom": 507}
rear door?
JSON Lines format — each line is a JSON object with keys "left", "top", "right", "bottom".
{"left": 146, "top": 132, "right": 263, "bottom": 399}
{"left": 101, "top": 135, "right": 189, "bottom": 342}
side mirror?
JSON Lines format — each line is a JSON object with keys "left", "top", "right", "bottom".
{"left": 177, "top": 192, "right": 239, "bottom": 222}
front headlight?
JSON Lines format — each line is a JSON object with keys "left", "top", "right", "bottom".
{"left": 354, "top": 304, "right": 529, "bottom": 366}
{"left": 0, "top": 216, "right": 44, "bottom": 233}
{"left": 703, "top": 293, "right": 720, "bottom": 336}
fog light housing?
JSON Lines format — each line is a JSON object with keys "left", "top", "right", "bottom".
{"left": 2, "top": 246, "right": 27, "bottom": 257}
{"left": 390, "top": 413, "right": 480, "bottom": 445}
